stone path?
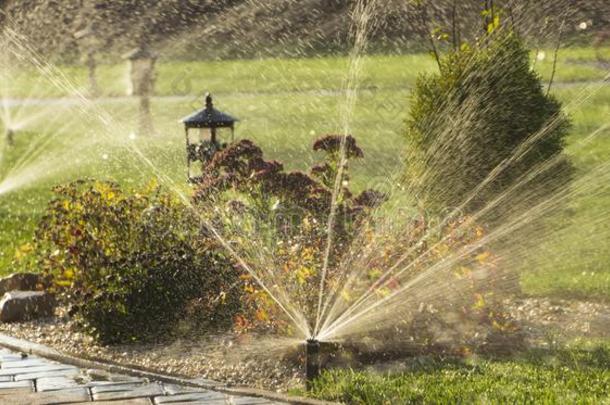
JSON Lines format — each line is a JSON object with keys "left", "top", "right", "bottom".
{"left": 0, "top": 348, "right": 286, "bottom": 405}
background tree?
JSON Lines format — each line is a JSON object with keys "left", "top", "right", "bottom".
{"left": 0, "top": 0, "right": 607, "bottom": 60}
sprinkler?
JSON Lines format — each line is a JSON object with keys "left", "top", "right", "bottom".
{"left": 5, "top": 129, "right": 14, "bottom": 146}
{"left": 305, "top": 338, "right": 320, "bottom": 391}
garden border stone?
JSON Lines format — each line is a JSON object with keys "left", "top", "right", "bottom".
{"left": 0, "top": 273, "right": 43, "bottom": 296}
{"left": 0, "top": 290, "right": 56, "bottom": 322}
{"left": 0, "top": 333, "right": 336, "bottom": 405}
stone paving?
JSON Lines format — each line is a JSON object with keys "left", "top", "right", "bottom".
{"left": 0, "top": 348, "right": 286, "bottom": 405}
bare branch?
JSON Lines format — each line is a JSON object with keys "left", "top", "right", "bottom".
{"left": 417, "top": 2, "right": 442, "bottom": 71}
{"left": 532, "top": 17, "right": 550, "bottom": 70}
{"left": 547, "top": 14, "right": 567, "bottom": 96}
{"left": 451, "top": 0, "right": 459, "bottom": 51}
{"left": 507, "top": 0, "right": 517, "bottom": 35}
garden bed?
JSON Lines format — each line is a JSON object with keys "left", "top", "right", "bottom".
{"left": 0, "top": 296, "right": 608, "bottom": 393}
{"left": 0, "top": 306, "right": 303, "bottom": 392}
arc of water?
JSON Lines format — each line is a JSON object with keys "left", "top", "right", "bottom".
{"left": 314, "top": 31, "right": 594, "bottom": 334}
{"left": 320, "top": 120, "right": 607, "bottom": 337}
{"left": 2, "top": 27, "right": 312, "bottom": 338}
{"left": 314, "top": 38, "right": 515, "bottom": 334}
{"left": 4, "top": 106, "right": 79, "bottom": 179}
{"left": 130, "top": 146, "right": 312, "bottom": 338}
{"left": 318, "top": 78, "right": 609, "bottom": 337}
{"left": 318, "top": 160, "right": 610, "bottom": 341}
{"left": 313, "top": 0, "right": 379, "bottom": 338}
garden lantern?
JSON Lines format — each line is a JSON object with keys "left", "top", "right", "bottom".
{"left": 181, "top": 93, "right": 238, "bottom": 182}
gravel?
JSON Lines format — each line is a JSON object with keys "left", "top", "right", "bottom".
{"left": 0, "top": 308, "right": 304, "bottom": 392}
{"left": 504, "top": 297, "right": 610, "bottom": 345}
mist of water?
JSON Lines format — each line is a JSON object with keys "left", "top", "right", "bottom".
{"left": 0, "top": 0, "right": 608, "bottom": 366}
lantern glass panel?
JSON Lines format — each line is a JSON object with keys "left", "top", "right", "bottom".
{"left": 190, "top": 162, "right": 204, "bottom": 180}
{"left": 215, "top": 127, "right": 233, "bottom": 145}
{"left": 198, "top": 128, "right": 212, "bottom": 142}
{"left": 186, "top": 128, "right": 205, "bottom": 145}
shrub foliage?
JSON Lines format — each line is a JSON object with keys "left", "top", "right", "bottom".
{"left": 27, "top": 132, "right": 521, "bottom": 349}
{"left": 33, "top": 179, "right": 239, "bottom": 344}
{"left": 404, "top": 31, "right": 572, "bottom": 212}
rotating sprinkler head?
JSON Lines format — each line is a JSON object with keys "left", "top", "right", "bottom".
{"left": 5, "top": 128, "right": 14, "bottom": 146}
{"left": 305, "top": 338, "right": 320, "bottom": 391}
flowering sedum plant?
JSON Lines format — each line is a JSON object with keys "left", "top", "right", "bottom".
{"left": 193, "top": 136, "right": 384, "bottom": 334}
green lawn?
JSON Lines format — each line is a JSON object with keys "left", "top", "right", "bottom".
{"left": 0, "top": 46, "right": 609, "bottom": 303}
{"left": 1, "top": 46, "right": 608, "bottom": 98}
{"left": 299, "top": 344, "right": 610, "bottom": 404}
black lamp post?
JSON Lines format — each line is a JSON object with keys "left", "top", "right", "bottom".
{"left": 5, "top": 129, "right": 14, "bottom": 147}
{"left": 181, "top": 93, "right": 238, "bottom": 182}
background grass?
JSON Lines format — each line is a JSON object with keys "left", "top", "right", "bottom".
{"left": 0, "top": 46, "right": 609, "bottom": 304}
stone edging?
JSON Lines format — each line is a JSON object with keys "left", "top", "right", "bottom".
{"left": 0, "top": 333, "right": 337, "bottom": 405}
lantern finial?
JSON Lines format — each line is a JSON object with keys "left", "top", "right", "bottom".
{"left": 205, "top": 93, "right": 213, "bottom": 110}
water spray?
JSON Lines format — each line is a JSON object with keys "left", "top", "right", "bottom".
{"left": 305, "top": 338, "right": 321, "bottom": 391}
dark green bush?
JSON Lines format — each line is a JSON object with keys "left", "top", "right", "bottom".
{"left": 33, "top": 179, "right": 239, "bottom": 344}
{"left": 404, "top": 31, "right": 573, "bottom": 214}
